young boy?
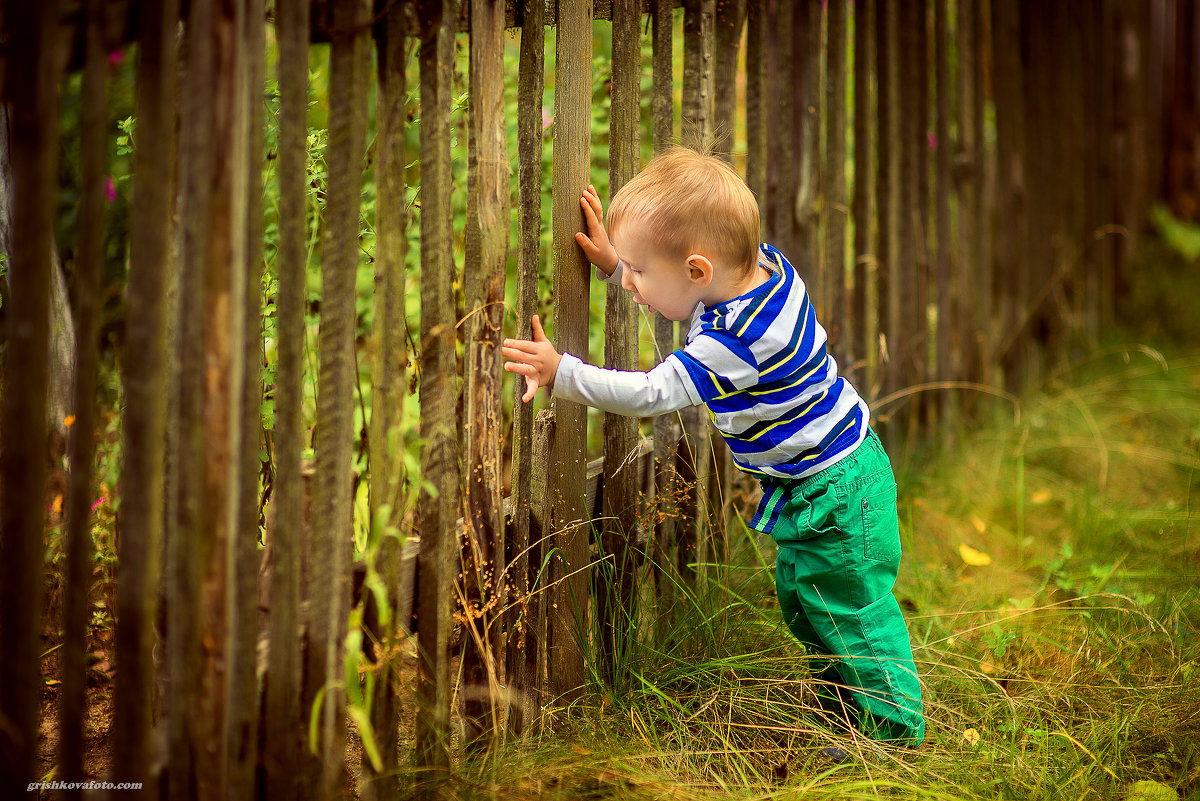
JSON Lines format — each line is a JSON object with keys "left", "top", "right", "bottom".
{"left": 501, "top": 147, "right": 925, "bottom": 746}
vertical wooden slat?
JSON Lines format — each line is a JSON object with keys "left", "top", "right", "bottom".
{"left": 933, "top": 0, "right": 951, "bottom": 424}
{"left": 170, "top": 0, "right": 216, "bottom": 795}
{"left": 0, "top": 0, "right": 60, "bottom": 788}
{"left": 826, "top": 0, "right": 847, "bottom": 361}
{"left": 678, "top": 0, "right": 715, "bottom": 590}
{"left": 527, "top": 409, "right": 555, "bottom": 728}
{"left": 765, "top": 0, "right": 795, "bottom": 251}
{"left": 913, "top": 0, "right": 930, "bottom": 406}
{"left": 60, "top": 1, "right": 106, "bottom": 794}
{"left": 265, "top": 0, "right": 308, "bottom": 796}
{"left": 875, "top": 0, "right": 899, "bottom": 403}
{"left": 676, "top": 0, "right": 710, "bottom": 592}
{"left": 1096, "top": 0, "right": 1116, "bottom": 329}
{"left": 548, "top": 0, "right": 593, "bottom": 705}
{"left": 462, "top": 0, "right": 510, "bottom": 752}
{"left": 682, "top": 0, "right": 715, "bottom": 141}
{"left": 199, "top": 0, "right": 250, "bottom": 794}
{"left": 414, "top": 0, "right": 459, "bottom": 788}
{"left": 1017, "top": 0, "right": 1051, "bottom": 380}
{"left": 991, "top": 0, "right": 1026, "bottom": 387}
{"left": 231, "top": 0, "right": 265, "bottom": 794}
{"left": 118, "top": 0, "right": 176, "bottom": 773}
{"left": 897, "top": 0, "right": 925, "bottom": 417}
{"left": 309, "top": 0, "right": 371, "bottom": 794}
{"left": 362, "top": 4, "right": 408, "bottom": 796}
{"left": 1081, "top": 0, "right": 1104, "bottom": 342}
{"left": 712, "top": 0, "right": 745, "bottom": 160}
{"left": 599, "top": 0, "right": 641, "bottom": 686}
{"left": 745, "top": 0, "right": 766, "bottom": 217}
{"left": 506, "top": 0, "right": 545, "bottom": 739}
{"left": 649, "top": 0, "right": 679, "bottom": 632}
{"left": 955, "top": 0, "right": 979, "bottom": 391}
{"left": 850, "top": 0, "right": 873, "bottom": 386}
{"left": 795, "top": 0, "right": 820, "bottom": 308}
{"left": 707, "top": 0, "right": 744, "bottom": 565}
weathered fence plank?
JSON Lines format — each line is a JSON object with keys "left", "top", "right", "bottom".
{"left": 231, "top": 0, "right": 265, "bottom": 794}
{"left": 547, "top": 0, "right": 593, "bottom": 704}
{"left": 264, "top": 0, "right": 308, "bottom": 796}
{"left": 169, "top": 0, "right": 217, "bottom": 795}
{"left": 707, "top": 0, "right": 744, "bottom": 566}
{"left": 795, "top": 0, "right": 819, "bottom": 309}
{"left": 649, "top": 0, "right": 679, "bottom": 635}
{"left": 198, "top": 0, "right": 251, "bottom": 794}
{"left": 414, "top": 0, "right": 459, "bottom": 789}
{"left": 677, "top": 0, "right": 713, "bottom": 590}
{"left": 712, "top": 0, "right": 743, "bottom": 161}
{"left": 850, "top": 0, "right": 872, "bottom": 383}
{"left": 0, "top": 0, "right": 61, "bottom": 787}
{"left": 462, "top": 0, "right": 511, "bottom": 751}
{"left": 598, "top": 0, "right": 641, "bottom": 685}
{"left": 955, "top": 0, "right": 984, "bottom": 391}
{"left": 875, "top": 0, "right": 899, "bottom": 403}
{"left": 362, "top": 3, "right": 409, "bottom": 797}
{"left": 897, "top": 0, "right": 925, "bottom": 421}
{"left": 826, "top": 0, "right": 847, "bottom": 363}
{"left": 991, "top": 0, "right": 1026, "bottom": 384}
{"left": 309, "top": 0, "right": 371, "bottom": 794}
{"left": 59, "top": 2, "right": 105, "bottom": 795}
{"left": 744, "top": 0, "right": 765, "bottom": 220}
{"left": 505, "top": 0, "right": 545, "bottom": 739}
{"left": 764, "top": 0, "right": 793, "bottom": 250}
{"left": 933, "top": 0, "right": 952, "bottom": 426}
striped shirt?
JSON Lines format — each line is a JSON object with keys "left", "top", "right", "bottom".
{"left": 552, "top": 243, "right": 870, "bottom": 531}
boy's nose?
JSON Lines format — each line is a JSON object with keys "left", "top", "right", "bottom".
{"left": 620, "top": 268, "right": 633, "bottom": 293}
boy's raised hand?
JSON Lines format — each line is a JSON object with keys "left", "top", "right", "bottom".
{"left": 502, "top": 314, "right": 562, "bottom": 403}
{"left": 574, "top": 184, "right": 619, "bottom": 276}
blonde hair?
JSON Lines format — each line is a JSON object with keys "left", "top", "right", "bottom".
{"left": 607, "top": 147, "right": 761, "bottom": 274}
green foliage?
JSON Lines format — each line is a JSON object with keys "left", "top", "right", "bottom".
{"left": 1150, "top": 204, "right": 1200, "bottom": 263}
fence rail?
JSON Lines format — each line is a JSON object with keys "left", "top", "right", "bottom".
{"left": 0, "top": 0, "right": 1188, "bottom": 797}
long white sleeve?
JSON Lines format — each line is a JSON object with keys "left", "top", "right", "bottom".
{"left": 551, "top": 353, "right": 697, "bottom": 417}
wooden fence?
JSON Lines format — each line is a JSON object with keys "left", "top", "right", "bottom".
{"left": 0, "top": 0, "right": 1188, "bottom": 798}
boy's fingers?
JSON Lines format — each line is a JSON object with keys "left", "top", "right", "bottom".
{"left": 585, "top": 190, "right": 603, "bottom": 218}
{"left": 531, "top": 314, "right": 547, "bottom": 341}
{"left": 504, "top": 360, "right": 537, "bottom": 378}
{"left": 521, "top": 377, "right": 540, "bottom": 403}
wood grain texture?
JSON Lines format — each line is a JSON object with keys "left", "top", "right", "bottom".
{"left": 548, "top": 0, "right": 593, "bottom": 705}
{"left": 414, "top": 0, "right": 460, "bottom": 789}
{"left": 505, "top": 0, "right": 546, "bottom": 738}
{"left": 265, "top": 0, "right": 308, "bottom": 796}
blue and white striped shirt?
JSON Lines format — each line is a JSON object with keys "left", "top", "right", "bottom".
{"left": 667, "top": 244, "right": 869, "bottom": 479}
{"left": 552, "top": 244, "right": 870, "bottom": 528}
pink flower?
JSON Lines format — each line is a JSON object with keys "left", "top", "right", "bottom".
{"left": 107, "top": 51, "right": 124, "bottom": 69}
{"left": 541, "top": 107, "right": 553, "bottom": 131}
{"left": 928, "top": 132, "right": 937, "bottom": 150}
{"left": 91, "top": 497, "right": 106, "bottom": 513}
{"left": 105, "top": 176, "right": 116, "bottom": 204}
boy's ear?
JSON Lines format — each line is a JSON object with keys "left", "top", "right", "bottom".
{"left": 686, "top": 254, "right": 714, "bottom": 287}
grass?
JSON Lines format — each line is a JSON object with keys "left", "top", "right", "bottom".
{"left": 443, "top": 345, "right": 1200, "bottom": 800}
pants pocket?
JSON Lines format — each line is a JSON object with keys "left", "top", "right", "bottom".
{"left": 860, "top": 477, "right": 900, "bottom": 563}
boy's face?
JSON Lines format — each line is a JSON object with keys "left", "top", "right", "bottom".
{"left": 611, "top": 221, "right": 708, "bottom": 321}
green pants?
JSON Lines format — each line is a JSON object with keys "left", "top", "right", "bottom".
{"left": 757, "top": 430, "right": 925, "bottom": 745}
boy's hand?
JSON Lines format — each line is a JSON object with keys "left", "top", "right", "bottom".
{"left": 574, "top": 184, "right": 619, "bottom": 276}
{"left": 502, "top": 314, "right": 562, "bottom": 403}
